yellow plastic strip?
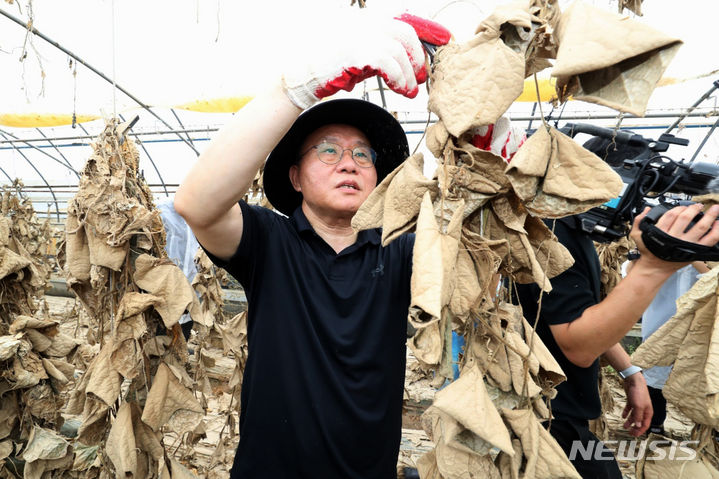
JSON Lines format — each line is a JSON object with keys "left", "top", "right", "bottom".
{"left": 173, "top": 96, "right": 253, "bottom": 113}
{"left": 0, "top": 113, "right": 100, "bottom": 128}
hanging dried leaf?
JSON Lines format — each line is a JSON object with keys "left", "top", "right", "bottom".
{"left": 24, "top": 382, "right": 63, "bottom": 424}
{"left": 64, "top": 212, "right": 91, "bottom": 281}
{"left": 434, "top": 439, "right": 503, "bottom": 479}
{"left": 41, "top": 358, "right": 69, "bottom": 384}
{"left": 618, "top": 0, "right": 643, "bottom": 16}
{"left": 501, "top": 408, "right": 581, "bottom": 478}
{"left": 110, "top": 292, "right": 160, "bottom": 379}
{"left": 0, "top": 335, "right": 21, "bottom": 360}
{"left": 215, "top": 311, "right": 248, "bottom": 359}
{"left": 552, "top": 1, "right": 681, "bottom": 116}
{"left": 416, "top": 449, "right": 442, "bottom": 479}
{"left": 505, "top": 126, "right": 623, "bottom": 217}
{"left": 468, "top": 316, "right": 512, "bottom": 392}
{"left": 485, "top": 194, "right": 574, "bottom": 290}
{"left": 141, "top": 362, "right": 203, "bottom": 433}
{"left": 448, "top": 248, "right": 482, "bottom": 321}
{"left": 632, "top": 267, "right": 719, "bottom": 428}
{"left": 24, "top": 453, "right": 74, "bottom": 479}
{"left": 134, "top": 254, "right": 201, "bottom": 329}
{"left": 426, "top": 121, "right": 451, "bottom": 160}
{"left": 72, "top": 443, "right": 100, "bottom": 472}
{"left": 22, "top": 425, "right": 69, "bottom": 463}
{"left": 427, "top": 365, "right": 514, "bottom": 455}
{"left": 106, "top": 402, "right": 140, "bottom": 477}
{"left": 191, "top": 248, "right": 228, "bottom": 328}
{"left": 352, "top": 153, "right": 438, "bottom": 245}
{"left": 66, "top": 342, "right": 119, "bottom": 445}
{"left": 408, "top": 320, "right": 443, "bottom": 368}
{"left": 0, "top": 391, "right": 19, "bottom": 441}
{"left": 0, "top": 183, "right": 53, "bottom": 320}
{"left": 525, "top": 0, "right": 561, "bottom": 76}
{"left": 428, "top": 3, "right": 533, "bottom": 136}
{"left": 0, "top": 245, "right": 31, "bottom": 281}
{"left": 0, "top": 440, "right": 12, "bottom": 461}
{"left": 409, "top": 192, "right": 463, "bottom": 325}
{"left": 635, "top": 433, "right": 719, "bottom": 478}
{"left": 3, "top": 339, "right": 47, "bottom": 391}
{"left": 436, "top": 160, "right": 508, "bottom": 221}
{"left": 595, "top": 236, "right": 634, "bottom": 298}
{"left": 519, "top": 319, "right": 565, "bottom": 392}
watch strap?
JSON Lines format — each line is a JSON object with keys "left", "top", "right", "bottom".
{"left": 619, "top": 365, "right": 643, "bottom": 379}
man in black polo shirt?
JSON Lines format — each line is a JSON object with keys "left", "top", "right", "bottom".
{"left": 174, "top": 13, "right": 450, "bottom": 478}
{"left": 514, "top": 206, "right": 719, "bottom": 478}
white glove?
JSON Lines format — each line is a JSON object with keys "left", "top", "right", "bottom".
{"left": 281, "top": 11, "right": 432, "bottom": 110}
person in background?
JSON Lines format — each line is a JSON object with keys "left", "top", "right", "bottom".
{"left": 514, "top": 132, "right": 719, "bottom": 477}
{"left": 514, "top": 206, "right": 719, "bottom": 479}
{"left": 157, "top": 197, "right": 199, "bottom": 341}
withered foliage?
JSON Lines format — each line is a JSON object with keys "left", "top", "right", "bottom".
{"left": 0, "top": 182, "right": 83, "bottom": 478}
{"left": 633, "top": 267, "right": 719, "bottom": 472}
{"left": 247, "top": 168, "right": 271, "bottom": 209}
{"left": 595, "top": 237, "right": 634, "bottom": 300}
{"left": 176, "top": 250, "right": 247, "bottom": 475}
{"left": 0, "top": 181, "right": 52, "bottom": 323}
{"left": 58, "top": 120, "right": 206, "bottom": 478}
{"left": 618, "top": 0, "right": 643, "bottom": 16}
{"left": 349, "top": 0, "right": 682, "bottom": 475}
{"left": 552, "top": 1, "right": 680, "bottom": 116}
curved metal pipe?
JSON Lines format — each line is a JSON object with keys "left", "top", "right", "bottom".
{"left": 0, "top": 131, "right": 61, "bottom": 221}
{"left": 77, "top": 123, "right": 90, "bottom": 136}
{"left": 0, "top": 7, "right": 200, "bottom": 156}
{"left": 0, "top": 165, "right": 15, "bottom": 184}
{"left": 0, "top": 128, "right": 80, "bottom": 176}
{"left": 34, "top": 127, "right": 80, "bottom": 178}
{"left": 170, "top": 108, "right": 196, "bottom": 150}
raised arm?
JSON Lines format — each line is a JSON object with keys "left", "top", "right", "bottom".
{"left": 174, "top": 11, "right": 448, "bottom": 261}
{"left": 174, "top": 85, "right": 301, "bottom": 260}
{"left": 550, "top": 203, "right": 719, "bottom": 367}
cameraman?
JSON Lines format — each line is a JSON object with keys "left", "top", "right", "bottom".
{"left": 514, "top": 203, "right": 719, "bottom": 478}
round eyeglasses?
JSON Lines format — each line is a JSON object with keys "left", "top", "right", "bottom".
{"left": 300, "top": 142, "right": 377, "bottom": 168}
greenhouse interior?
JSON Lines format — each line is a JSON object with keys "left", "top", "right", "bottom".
{"left": 1, "top": 0, "right": 719, "bottom": 478}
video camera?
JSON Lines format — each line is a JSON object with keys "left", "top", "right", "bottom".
{"left": 559, "top": 123, "right": 719, "bottom": 261}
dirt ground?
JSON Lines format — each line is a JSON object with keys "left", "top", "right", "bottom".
{"left": 45, "top": 295, "right": 694, "bottom": 478}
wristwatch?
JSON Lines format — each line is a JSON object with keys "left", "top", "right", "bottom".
{"left": 618, "top": 365, "right": 643, "bottom": 379}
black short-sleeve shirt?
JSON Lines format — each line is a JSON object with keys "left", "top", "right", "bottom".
{"left": 203, "top": 201, "right": 414, "bottom": 479}
{"left": 513, "top": 216, "right": 602, "bottom": 420}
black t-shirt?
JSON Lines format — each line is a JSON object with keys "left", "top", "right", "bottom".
{"left": 513, "top": 216, "right": 602, "bottom": 420}
{"left": 203, "top": 201, "right": 414, "bottom": 479}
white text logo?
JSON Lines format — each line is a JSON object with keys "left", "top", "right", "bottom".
{"left": 568, "top": 439, "right": 699, "bottom": 461}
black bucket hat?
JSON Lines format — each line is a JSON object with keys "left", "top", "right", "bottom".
{"left": 263, "top": 99, "right": 409, "bottom": 217}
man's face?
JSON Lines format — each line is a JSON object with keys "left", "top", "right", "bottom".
{"left": 289, "top": 124, "right": 377, "bottom": 219}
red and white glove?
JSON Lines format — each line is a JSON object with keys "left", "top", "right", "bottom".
{"left": 282, "top": 11, "right": 451, "bottom": 110}
{"left": 394, "top": 13, "right": 452, "bottom": 49}
{"left": 470, "top": 116, "right": 527, "bottom": 162}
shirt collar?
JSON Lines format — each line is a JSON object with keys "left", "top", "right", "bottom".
{"left": 291, "top": 206, "right": 381, "bottom": 247}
